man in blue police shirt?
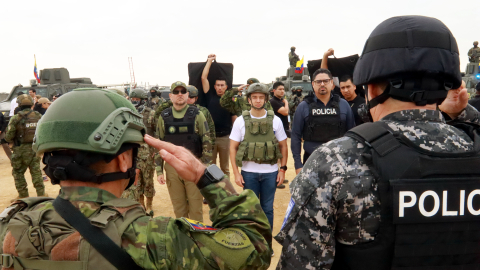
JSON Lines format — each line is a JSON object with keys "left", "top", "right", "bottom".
{"left": 291, "top": 68, "right": 355, "bottom": 174}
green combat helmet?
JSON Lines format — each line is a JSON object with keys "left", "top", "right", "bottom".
{"left": 17, "top": 94, "right": 34, "bottom": 106}
{"left": 247, "top": 78, "right": 260, "bottom": 85}
{"left": 187, "top": 85, "right": 199, "bottom": 98}
{"left": 32, "top": 88, "right": 145, "bottom": 188}
{"left": 130, "top": 88, "right": 148, "bottom": 99}
{"left": 246, "top": 83, "right": 269, "bottom": 98}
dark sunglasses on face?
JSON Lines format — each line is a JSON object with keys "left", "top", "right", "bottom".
{"left": 172, "top": 89, "right": 187, "bottom": 95}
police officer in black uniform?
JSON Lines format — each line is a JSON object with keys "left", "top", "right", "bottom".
{"left": 276, "top": 15, "right": 480, "bottom": 269}
{"left": 291, "top": 68, "right": 355, "bottom": 174}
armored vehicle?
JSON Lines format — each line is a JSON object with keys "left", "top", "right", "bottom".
{"left": 275, "top": 67, "right": 313, "bottom": 96}
{"left": 463, "top": 55, "right": 480, "bottom": 97}
{"left": 0, "top": 68, "right": 96, "bottom": 119}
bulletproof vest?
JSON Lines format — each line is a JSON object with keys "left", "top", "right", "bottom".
{"left": 161, "top": 106, "right": 202, "bottom": 158}
{"left": 141, "top": 106, "right": 155, "bottom": 136}
{"left": 331, "top": 122, "right": 480, "bottom": 270}
{"left": 16, "top": 109, "right": 41, "bottom": 144}
{"left": 0, "top": 196, "right": 147, "bottom": 270}
{"left": 303, "top": 94, "right": 346, "bottom": 143}
{"left": 235, "top": 110, "right": 282, "bottom": 167}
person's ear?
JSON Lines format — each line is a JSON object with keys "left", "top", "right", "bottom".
{"left": 116, "top": 149, "right": 133, "bottom": 172}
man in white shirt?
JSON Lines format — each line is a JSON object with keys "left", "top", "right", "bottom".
{"left": 229, "top": 83, "right": 288, "bottom": 238}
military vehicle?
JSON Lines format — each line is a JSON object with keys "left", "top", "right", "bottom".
{"left": 463, "top": 54, "right": 480, "bottom": 97}
{"left": 274, "top": 66, "right": 313, "bottom": 96}
{"left": 0, "top": 68, "right": 96, "bottom": 119}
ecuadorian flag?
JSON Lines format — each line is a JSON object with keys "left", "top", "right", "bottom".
{"left": 34, "top": 55, "right": 40, "bottom": 84}
{"left": 295, "top": 56, "right": 304, "bottom": 74}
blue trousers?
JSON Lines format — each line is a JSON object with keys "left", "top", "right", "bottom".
{"left": 241, "top": 170, "right": 278, "bottom": 231}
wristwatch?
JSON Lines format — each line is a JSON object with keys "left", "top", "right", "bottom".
{"left": 196, "top": 165, "right": 225, "bottom": 189}
{"left": 280, "top": 165, "right": 287, "bottom": 171}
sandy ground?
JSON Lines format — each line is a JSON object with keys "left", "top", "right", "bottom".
{"left": 0, "top": 139, "right": 301, "bottom": 269}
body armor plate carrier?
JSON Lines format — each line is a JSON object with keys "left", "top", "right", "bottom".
{"left": 303, "top": 94, "right": 346, "bottom": 143}
{"left": 162, "top": 105, "right": 202, "bottom": 158}
{"left": 16, "top": 110, "right": 41, "bottom": 144}
{"left": 331, "top": 121, "right": 480, "bottom": 270}
{"left": 235, "top": 110, "right": 282, "bottom": 167}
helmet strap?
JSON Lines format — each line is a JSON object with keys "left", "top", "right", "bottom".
{"left": 44, "top": 144, "right": 139, "bottom": 190}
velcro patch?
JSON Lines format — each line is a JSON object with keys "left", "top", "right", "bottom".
{"left": 182, "top": 217, "right": 218, "bottom": 232}
{"left": 213, "top": 228, "right": 252, "bottom": 249}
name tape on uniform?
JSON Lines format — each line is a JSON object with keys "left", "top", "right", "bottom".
{"left": 391, "top": 178, "right": 480, "bottom": 224}
{"left": 311, "top": 108, "right": 338, "bottom": 116}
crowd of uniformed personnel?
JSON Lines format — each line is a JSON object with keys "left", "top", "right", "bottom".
{"left": 0, "top": 14, "right": 480, "bottom": 270}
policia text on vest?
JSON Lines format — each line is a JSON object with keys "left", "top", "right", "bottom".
{"left": 394, "top": 179, "right": 480, "bottom": 223}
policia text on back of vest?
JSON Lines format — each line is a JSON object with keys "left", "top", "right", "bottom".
{"left": 235, "top": 110, "right": 282, "bottom": 167}
{"left": 330, "top": 122, "right": 480, "bottom": 270}
{"left": 161, "top": 106, "right": 202, "bottom": 157}
{"left": 303, "top": 94, "right": 347, "bottom": 143}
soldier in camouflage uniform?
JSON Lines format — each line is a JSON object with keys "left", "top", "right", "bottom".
{"left": 468, "top": 41, "right": 480, "bottom": 63}
{"left": 5, "top": 94, "right": 46, "bottom": 202}
{"left": 288, "top": 86, "right": 305, "bottom": 128}
{"left": 276, "top": 16, "right": 480, "bottom": 269}
{"left": 220, "top": 78, "right": 273, "bottom": 116}
{"left": 148, "top": 87, "right": 165, "bottom": 111}
{"left": 288, "top": 46, "right": 300, "bottom": 67}
{"left": 155, "top": 81, "right": 213, "bottom": 222}
{"left": 121, "top": 89, "right": 157, "bottom": 216}
{"left": 0, "top": 88, "right": 272, "bottom": 270}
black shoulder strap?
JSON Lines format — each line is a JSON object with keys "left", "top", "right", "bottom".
{"left": 186, "top": 105, "right": 199, "bottom": 121}
{"left": 345, "top": 122, "right": 401, "bottom": 157}
{"left": 53, "top": 197, "right": 142, "bottom": 270}
{"left": 161, "top": 107, "right": 173, "bottom": 122}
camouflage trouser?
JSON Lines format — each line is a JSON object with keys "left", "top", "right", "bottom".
{"left": 11, "top": 144, "right": 45, "bottom": 197}
{"left": 138, "top": 158, "right": 155, "bottom": 198}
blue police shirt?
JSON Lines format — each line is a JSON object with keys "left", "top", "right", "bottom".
{"left": 291, "top": 94, "right": 355, "bottom": 170}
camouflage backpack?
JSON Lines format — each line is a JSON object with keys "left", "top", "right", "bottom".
{"left": 16, "top": 110, "right": 41, "bottom": 144}
{"left": 0, "top": 197, "right": 146, "bottom": 270}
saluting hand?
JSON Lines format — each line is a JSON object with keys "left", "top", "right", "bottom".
{"left": 145, "top": 135, "right": 205, "bottom": 184}
{"left": 439, "top": 80, "right": 468, "bottom": 119}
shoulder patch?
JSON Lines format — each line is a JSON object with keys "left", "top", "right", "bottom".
{"left": 213, "top": 228, "right": 252, "bottom": 249}
{"left": 204, "top": 121, "right": 209, "bottom": 132}
{"left": 181, "top": 217, "right": 218, "bottom": 233}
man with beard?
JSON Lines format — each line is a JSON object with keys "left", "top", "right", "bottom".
{"left": 156, "top": 81, "right": 212, "bottom": 221}
{"left": 291, "top": 68, "right": 355, "bottom": 174}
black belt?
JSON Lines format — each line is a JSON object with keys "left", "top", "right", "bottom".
{"left": 216, "top": 130, "right": 230, "bottom": 137}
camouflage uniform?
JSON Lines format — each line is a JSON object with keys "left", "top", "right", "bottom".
{"left": 275, "top": 106, "right": 480, "bottom": 269}
{"left": 287, "top": 92, "right": 305, "bottom": 127}
{"left": 0, "top": 179, "right": 273, "bottom": 269}
{"left": 220, "top": 87, "right": 273, "bottom": 116}
{"left": 289, "top": 51, "right": 300, "bottom": 67}
{"left": 5, "top": 108, "right": 45, "bottom": 198}
{"left": 148, "top": 95, "right": 165, "bottom": 111}
{"left": 155, "top": 100, "right": 216, "bottom": 146}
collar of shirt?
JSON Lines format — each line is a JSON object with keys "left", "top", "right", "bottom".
{"left": 312, "top": 93, "right": 334, "bottom": 106}
{"left": 380, "top": 109, "right": 445, "bottom": 123}
{"left": 59, "top": 186, "right": 117, "bottom": 204}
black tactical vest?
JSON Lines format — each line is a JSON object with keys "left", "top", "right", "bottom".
{"left": 161, "top": 106, "right": 202, "bottom": 158}
{"left": 303, "top": 94, "right": 346, "bottom": 143}
{"left": 331, "top": 122, "right": 480, "bottom": 270}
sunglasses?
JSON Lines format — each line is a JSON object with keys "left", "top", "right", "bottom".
{"left": 172, "top": 89, "right": 187, "bottom": 95}
{"left": 313, "top": 79, "right": 331, "bottom": 85}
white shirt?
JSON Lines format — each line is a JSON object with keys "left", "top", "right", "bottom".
{"left": 230, "top": 110, "right": 287, "bottom": 173}
{"left": 9, "top": 98, "right": 17, "bottom": 116}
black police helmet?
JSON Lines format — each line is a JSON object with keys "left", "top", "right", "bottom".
{"left": 353, "top": 16, "right": 462, "bottom": 106}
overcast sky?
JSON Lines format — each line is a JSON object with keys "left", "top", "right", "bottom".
{"left": 0, "top": 0, "right": 477, "bottom": 92}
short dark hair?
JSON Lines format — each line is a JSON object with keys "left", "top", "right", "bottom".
{"left": 339, "top": 75, "right": 354, "bottom": 84}
{"left": 215, "top": 77, "right": 227, "bottom": 85}
{"left": 29, "top": 88, "right": 36, "bottom": 93}
{"left": 312, "top": 68, "right": 333, "bottom": 82}
{"left": 273, "top": 82, "right": 284, "bottom": 90}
